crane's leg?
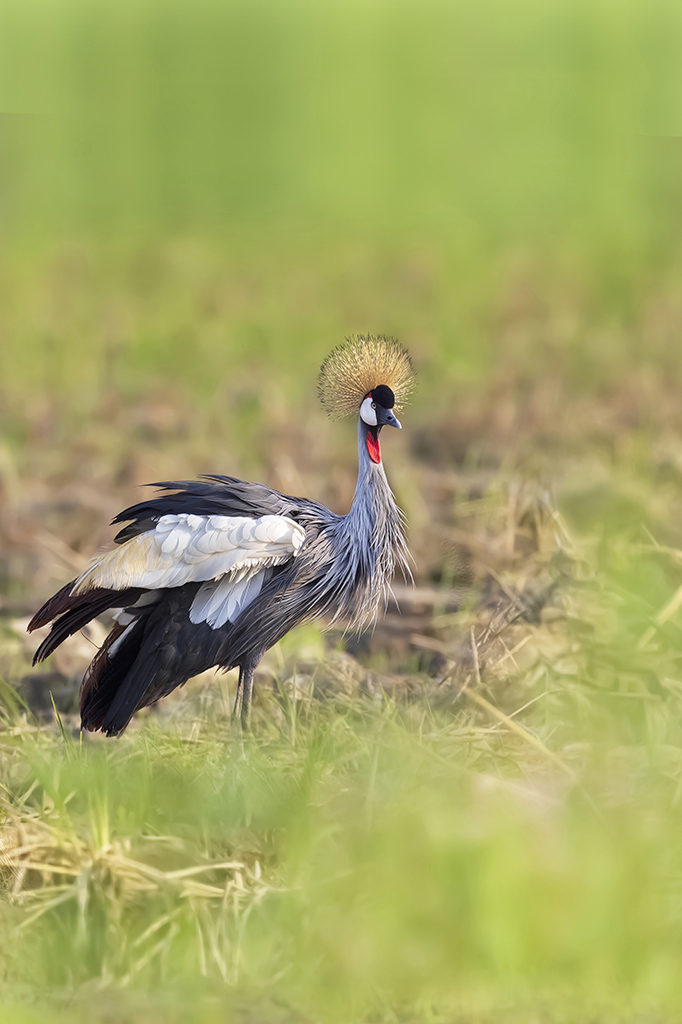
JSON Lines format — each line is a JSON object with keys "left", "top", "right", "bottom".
{"left": 233, "top": 662, "right": 255, "bottom": 731}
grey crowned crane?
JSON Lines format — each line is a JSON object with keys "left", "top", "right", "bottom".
{"left": 28, "top": 335, "right": 415, "bottom": 734}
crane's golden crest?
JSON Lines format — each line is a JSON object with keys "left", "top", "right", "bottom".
{"left": 317, "top": 334, "right": 415, "bottom": 420}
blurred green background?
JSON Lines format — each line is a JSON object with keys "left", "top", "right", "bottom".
{"left": 2, "top": 0, "right": 682, "bottom": 410}
{"left": 3, "top": 1, "right": 682, "bottom": 1022}
{"left": 2, "top": 0, "right": 682, "bottom": 439}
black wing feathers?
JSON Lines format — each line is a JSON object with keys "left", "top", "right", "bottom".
{"left": 111, "top": 477, "right": 286, "bottom": 543}
{"left": 30, "top": 585, "right": 143, "bottom": 665}
{"left": 27, "top": 579, "right": 79, "bottom": 632}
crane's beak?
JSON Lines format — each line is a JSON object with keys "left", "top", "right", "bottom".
{"left": 379, "top": 408, "right": 402, "bottom": 429}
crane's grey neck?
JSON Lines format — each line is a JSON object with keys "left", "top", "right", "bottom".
{"left": 352, "top": 417, "right": 391, "bottom": 505}
{"left": 327, "top": 417, "right": 410, "bottom": 629}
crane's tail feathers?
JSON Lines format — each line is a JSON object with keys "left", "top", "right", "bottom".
{"left": 80, "top": 619, "right": 146, "bottom": 733}
{"left": 28, "top": 579, "right": 79, "bottom": 632}
{"left": 98, "top": 649, "right": 187, "bottom": 737}
{"left": 30, "top": 586, "right": 140, "bottom": 665}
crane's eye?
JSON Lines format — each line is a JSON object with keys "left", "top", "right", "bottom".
{"left": 371, "top": 402, "right": 376, "bottom": 409}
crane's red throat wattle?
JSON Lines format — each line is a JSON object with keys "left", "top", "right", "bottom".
{"left": 366, "top": 428, "right": 381, "bottom": 464}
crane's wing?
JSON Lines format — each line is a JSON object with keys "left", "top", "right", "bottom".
{"left": 29, "top": 512, "right": 307, "bottom": 662}
{"left": 72, "top": 513, "right": 306, "bottom": 594}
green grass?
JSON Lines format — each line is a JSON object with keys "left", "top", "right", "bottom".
{"left": 3, "top": 691, "right": 682, "bottom": 1023}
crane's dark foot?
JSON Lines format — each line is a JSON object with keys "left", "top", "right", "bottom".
{"left": 232, "top": 664, "right": 254, "bottom": 732}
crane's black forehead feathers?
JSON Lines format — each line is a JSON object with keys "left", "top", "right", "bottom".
{"left": 372, "top": 385, "right": 395, "bottom": 408}
{"left": 318, "top": 334, "right": 415, "bottom": 419}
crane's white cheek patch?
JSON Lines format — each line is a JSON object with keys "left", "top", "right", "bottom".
{"left": 190, "top": 569, "right": 269, "bottom": 629}
{"left": 360, "top": 396, "right": 377, "bottom": 426}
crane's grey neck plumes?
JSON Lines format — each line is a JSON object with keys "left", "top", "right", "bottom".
{"left": 328, "top": 417, "right": 411, "bottom": 629}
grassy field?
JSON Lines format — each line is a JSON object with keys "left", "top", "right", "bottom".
{"left": 4, "top": 1, "right": 682, "bottom": 1021}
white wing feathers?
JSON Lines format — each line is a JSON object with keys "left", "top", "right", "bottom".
{"left": 188, "top": 567, "right": 270, "bottom": 629}
{"left": 71, "top": 514, "right": 306, "bottom": 596}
